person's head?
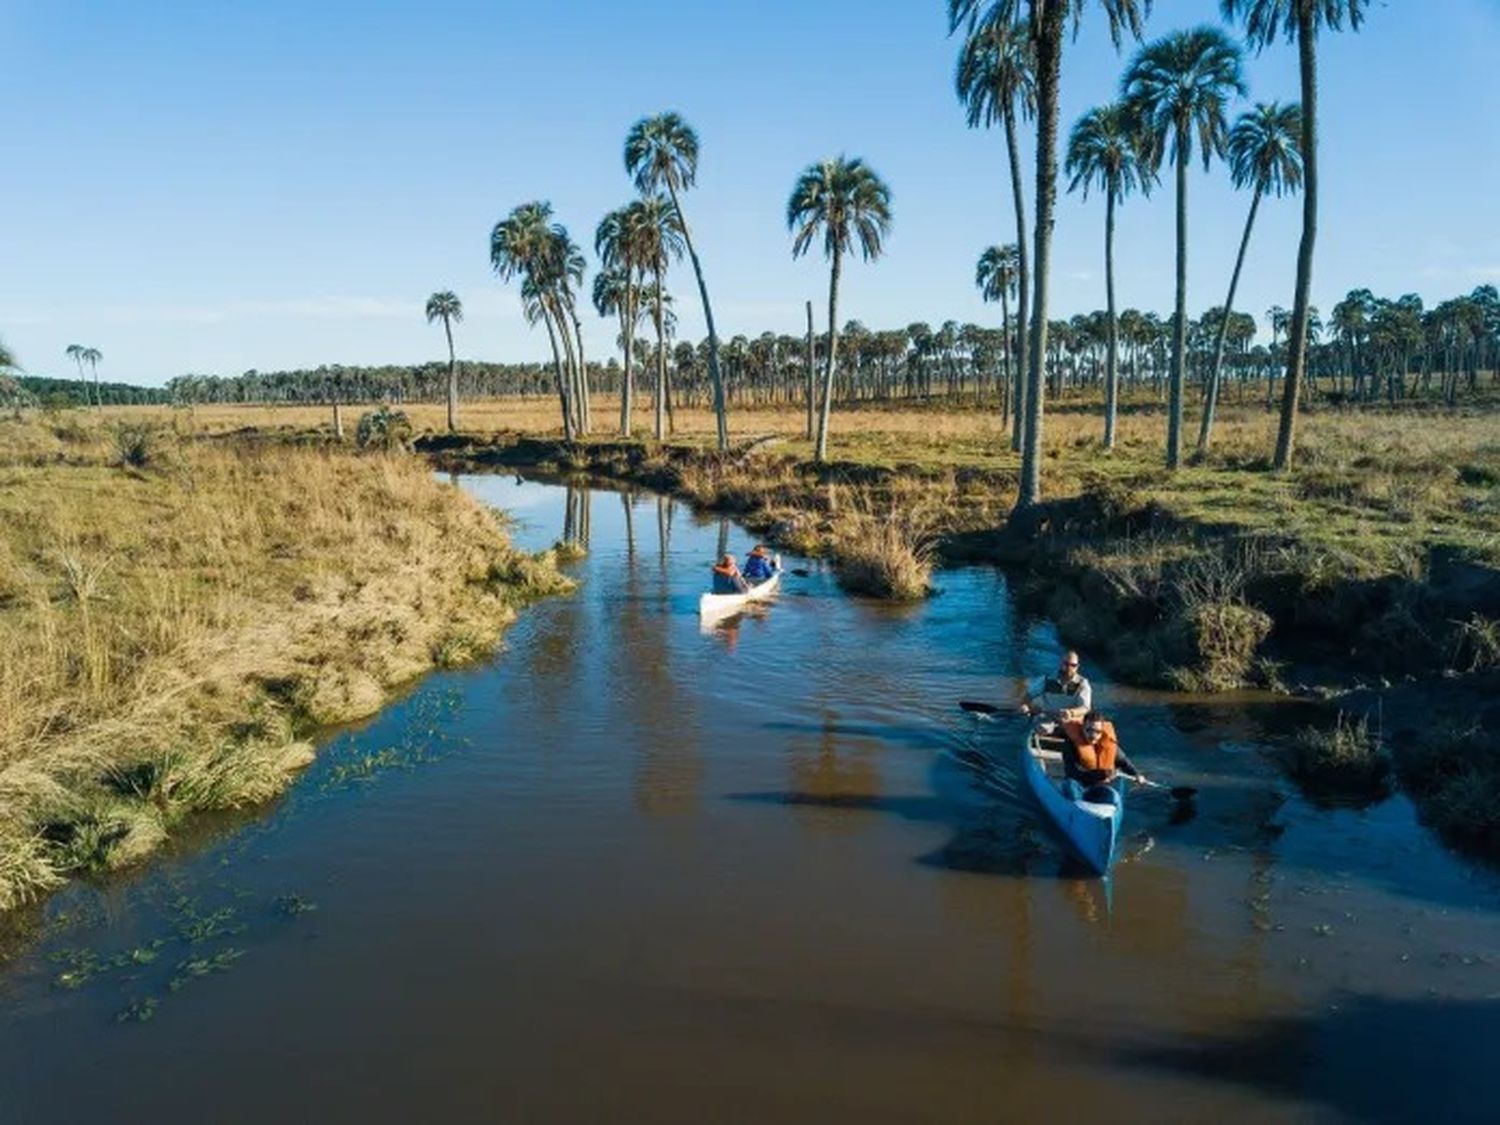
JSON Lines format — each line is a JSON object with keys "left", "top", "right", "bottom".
{"left": 721, "top": 553, "right": 736, "bottom": 568}
{"left": 1082, "top": 710, "right": 1106, "bottom": 740}
{"left": 1061, "top": 650, "right": 1081, "bottom": 678}
{"left": 750, "top": 544, "right": 767, "bottom": 557}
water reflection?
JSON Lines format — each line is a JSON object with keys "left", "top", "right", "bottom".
{"left": 3, "top": 471, "right": 1500, "bottom": 1125}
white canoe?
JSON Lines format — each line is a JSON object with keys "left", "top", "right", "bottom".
{"left": 1020, "top": 728, "right": 1124, "bottom": 876}
{"left": 698, "top": 570, "right": 781, "bottom": 619}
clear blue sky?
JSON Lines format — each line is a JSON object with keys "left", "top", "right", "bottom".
{"left": 3, "top": 0, "right": 1498, "bottom": 385}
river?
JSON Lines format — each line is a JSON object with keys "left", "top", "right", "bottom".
{"left": 3, "top": 473, "right": 1499, "bottom": 1123}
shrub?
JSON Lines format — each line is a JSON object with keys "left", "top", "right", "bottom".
{"left": 1290, "top": 713, "right": 1391, "bottom": 797}
{"left": 1397, "top": 723, "right": 1500, "bottom": 853}
{"left": 113, "top": 422, "right": 159, "bottom": 469}
{"left": 355, "top": 406, "right": 413, "bottom": 452}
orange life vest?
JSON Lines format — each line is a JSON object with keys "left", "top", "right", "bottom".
{"left": 1063, "top": 719, "right": 1118, "bottom": 774}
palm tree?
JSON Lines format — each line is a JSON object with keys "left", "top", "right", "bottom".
{"left": 954, "top": 12, "right": 1034, "bottom": 451}
{"left": 0, "top": 337, "right": 15, "bottom": 370}
{"left": 1197, "top": 102, "right": 1302, "bottom": 451}
{"left": 1065, "top": 100, "right": 1155, "bottom": 449}
{"left": 624, "top": 112, "right": 729, "bottom": 451}
{"left": 425, "top": 291, "right": 464, "bottom": 433}
{"left": 952, "top": 0, "right": 1146, "bottom": 512}
{"left": 1223, "top": 0, "right": 1369, "bottom": 469}
{"left": 596, "top": 205, "right": 642, "bottom": 435}
{"left": 975, "top": 244, "right": 1020, "bottom": 422}
{"left": 491, "top": 201, "right": 580, "bottom": 440}
{"left": 787, "top": 156, "right": 893, "bottom": 463}
{"left": 65, "top": 343, "right": 96, "bottom": 408}
{"left": 1123, "top": 25, "right": 1246, "bottom": 469}
{"left": 625, "top": 195, "right": 686, "bottom": 440}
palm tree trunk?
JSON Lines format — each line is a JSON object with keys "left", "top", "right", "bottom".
{"left": 1004, "top": 101, "right": 1030, "bottom": 455}
{"left": 444, "top": 316, "right": 458, "bottom": 433}
{"left": 541, "top": 304, "right": 575, "bottom": 441}
{"left": 332, "top": 398, "right": 343, "bottom": 441}
{"left": 1167, "top": 137, "right": 1189, "bottom": 470}
{"left": 570, "top": 306, "right": 591, "bottom": 435}
{"left": 556, "top": 305, "right": 583, "bottom": 437}
{"left": 1000, "top": 288, "right": 1012, "bottom": 426}
{"left": 1198, "top": 188, "right": 1262, "bottom": 453}
{"left": 1016, "top": 0, "right": 1063, "bottom": 513}
{"left": 663, "top": 183, "right": 728, "bottom": 451}
{"left": 653, "top": 263, "right": 667, "bottom": 441}
{"left": 804, "top": 300, "right": 816, "bottom": 441}
{"left": 1104, "top": 185, "right": 1119, "bottom": 450}
{"left": 814, "top": 249, "right": 843, "bottom": 464}
{"left": 620, "top": 281, "right": 636, "bottom": 436}
{"left": 1275, "top": 8, "right": 1319, "bottom": 471}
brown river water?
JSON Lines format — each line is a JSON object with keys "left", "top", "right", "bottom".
{"left": 3, "top": 473, "right": 1500, "bottom": 1124}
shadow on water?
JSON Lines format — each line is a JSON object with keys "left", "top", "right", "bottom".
{"left": 1056, "top": 993, "right": 1500, "bottom": 1125}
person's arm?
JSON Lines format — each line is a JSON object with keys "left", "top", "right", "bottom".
{"left": 1114, "top": 746, "right": 1142, "bottom": 780}
{"left": 1076, "top": 678, "right": 1093, "bottom": 714}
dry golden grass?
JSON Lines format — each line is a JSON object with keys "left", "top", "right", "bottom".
{"left": 112, "top": 388, "right": 1499, "bottom": 570}
{"left": 0, "top": 414, "right": 567, "bottom": 911}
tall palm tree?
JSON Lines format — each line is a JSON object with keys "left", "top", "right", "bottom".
{"left": 1222, "top": 0, "right": 1369, "bottom": 470}
{"left": 952, "top": 0, "right": 1146, "bottom": 512}
{"left": 425, "top": 291, "right": 464, "bottom": 433}
{"left": 975, "top": 244, "right": 1020, "bottom": 422}
{"left": 0, "top": 337, "right": 14, "bottom": 370}
{"left": 65, "top": 343, "right": 95, "bottom": 408}
{"left": 491, "top": 201, "right": 579, "bottom": 439}
{"left": 1123, "top": 25, "right": 1246, "bottom": 469}
{"left": 624, "top": 112, "right": 729, "bottom": 451}
{"left": 954, "top": 13, "right": 1035, "bottom": 451}
{"left": 625, "top": 195, "right": 685, "bottom": 440}
{"left": 596, "top": 205, "right": 642, "bottom": 435}
{"left": 787, "top": 156, "right": 893, "bottom": 464}
{"left": 1197, "top": 102, "right": 1302, "bottom": 451}
{"left": 80, "top": 347, "right": 103, "bottom": 410}
{"left": 1065, "top": 100, "right": 1155, "bottom": 449}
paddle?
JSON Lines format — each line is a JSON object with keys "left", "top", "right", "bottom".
{"left": 956, "top": 700, "right": 1197, "bottom": 801}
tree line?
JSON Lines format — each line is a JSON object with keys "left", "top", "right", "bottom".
{"left": 137, "top": 282, "right": 1498, "bottom": 419}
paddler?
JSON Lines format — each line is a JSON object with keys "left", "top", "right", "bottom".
{"left": 712, "top": 553, "right": 749, "bottom": 594}
{"left": 1020, "top": 650, "right": 1093, "bottom": 725}
{"left": 1060, "top": 710, "right": 1146, "bottom": 793}
{"left": 742, "top": 544, "right": 777, "bottom": 583}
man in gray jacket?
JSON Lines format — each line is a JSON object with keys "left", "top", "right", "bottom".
{"left": 1020, "top": 650, "right": 1093, "bottom": 724}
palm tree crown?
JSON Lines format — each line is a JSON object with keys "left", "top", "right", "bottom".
{"left": 1227, "top": 101, "right": 1302, "bottom": 195}
{"left": 954, "top": 13, "right": 1035, "bottom": 128}
{"left": 1122, "top": 26, "right": 1246, "bottom": 170}
{"left": 975, "top": 244, "right": 1019, "bottom": 304}
{"left": 1221, "top": 0, "right": 1368, "bottom": 47}
{"left": 425, "top": 291, "right": 463, "bottom": 325}
{"left": 787, "top": 157, "right": 893, "bottom": 263}
{"left": 1065, "top": 101, "right": 1155, "bottom": 200}
{"left": 624, "top": 112, "right": 699, "bottom": 198}
{"left": 948, "top": 0, "right": 1146, "bottom": 47}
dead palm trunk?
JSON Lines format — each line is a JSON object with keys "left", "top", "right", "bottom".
{"left": 1198, "top": 187, "right": 1262, "bottom": 452}
{"left": 620, "top": 278, "right": 637, "bottom": 436}
{"left": 443, "top": 315, "right": 458, "bottom": 433}
{"left": 1275, "top": 7, "right": 1318, "bottom": 471}
{"left": 814, "top": 249, "right": 843, "bottom": 464}
{"left": 1016, "top": 1, "right": 1063, "bottom": 512}
{"left": 663, "top": 182, "right": 728, "bottom": 451}
{"left": 570, "top": 305, "right": 591, "bottom": 435}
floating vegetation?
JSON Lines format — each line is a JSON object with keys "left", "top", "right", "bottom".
{"left": 318, "top": 687, "right": 468, "bottom": 793}
{"left": 272, "top": 894, "right": 318, "bottom": 917}
{"left": 171, "top": 901, "right": 246, "bottom": 944}
{"left": 50, "top": 939, "right": 166, "bottom": 989}
{"left": 167, "top": 948, "right": 244, "bottom": 991}
{"left": 114, "top": 996, "right": 158, "bottom": 1024}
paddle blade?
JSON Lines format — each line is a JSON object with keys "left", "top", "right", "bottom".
{"left": 958, "top": 700, "right": 1002, "bottom": 716}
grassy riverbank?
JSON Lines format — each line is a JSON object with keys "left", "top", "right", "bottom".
{"left": 0, "top": 415, "right": 569, "bottom": 912}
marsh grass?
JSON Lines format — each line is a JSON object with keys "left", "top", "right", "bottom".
{"left": 1397, "top": 722, "right": 1500, "bottom": 854}
{"left": 1290, "top": 713, "right": 1392, "bottom": 800}
{"left": 0, "top": 415, "right": 569, "bottom": 911}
